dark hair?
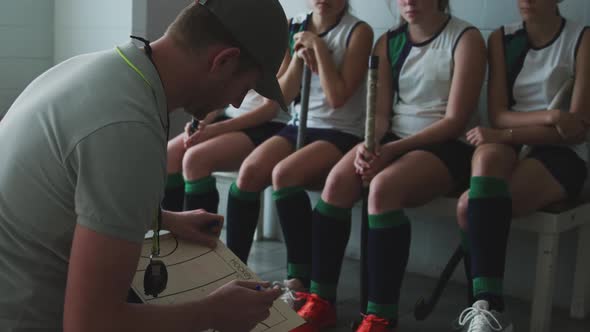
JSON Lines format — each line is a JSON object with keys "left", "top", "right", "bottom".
{"left": 166, "top": 3, "right": 258, "bottom": 73}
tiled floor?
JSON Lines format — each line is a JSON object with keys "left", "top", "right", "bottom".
{"left": 246, "top": 239, "right": 590, "bottom": 332}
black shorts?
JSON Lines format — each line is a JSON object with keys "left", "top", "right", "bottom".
{"left": 276, "top": 125, "right": 361, "bottom": 154}
{"left": 214, "top": 116, "right": 285, "bottom": 147}
{"left": 520, "top": 145, "right": 588, "bottom": 200}
{"left": 382, "top": 133, "right": 475, "bottom": 191}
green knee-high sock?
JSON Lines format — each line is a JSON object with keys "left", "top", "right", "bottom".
{"left": 367, "top": 210, "right": 411, "bottom": 328}
{"left": 468, "top": 176, "right": 512, "bottom": 312}
{"left": 226, "top": 182, "right": 261, "bottom": 263}
{"left": 183, "top": 176, "right": 220, "bottom": 213}
{"left": 273, "top": 187, "right": 312, "bottom": 288}
{"left": 162, "top": 173, "right": 184, "bottom": 212}
{"left": 310, "top": 199, "right": 352, "bottom": 303}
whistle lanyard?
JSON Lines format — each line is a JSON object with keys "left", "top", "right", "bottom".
{"left": 115, "top": 37, "right": 168, "bottom": 257}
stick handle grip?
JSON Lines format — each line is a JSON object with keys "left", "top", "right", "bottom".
{"left": 297, "top": 65, "right": 313, "bottom": 150}
{"left": 364, "top": 56, "right": 379, "bottom": 153}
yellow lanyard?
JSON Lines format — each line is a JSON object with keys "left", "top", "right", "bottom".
{"left": 115, "top": 46, "right": 161, "bottom": 257}
{"left": 115, "top": 47, "right": 154, "bottom": 90}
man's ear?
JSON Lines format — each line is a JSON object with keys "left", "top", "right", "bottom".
{"left": 209, "top": 47, "right": 241, "bottom": 74}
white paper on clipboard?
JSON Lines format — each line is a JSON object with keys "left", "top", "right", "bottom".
{"left": 131, "top": 232, "right": 304, "bottom": 332}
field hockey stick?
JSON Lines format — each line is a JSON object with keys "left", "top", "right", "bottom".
{"left": 296, "top": 65, "right": 313, "bottom": 150}
{"left": 359, "top": 56, "right": 379, "bottom": 317}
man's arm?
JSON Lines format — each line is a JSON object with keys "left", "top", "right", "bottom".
{"left": 64, "top": 225, "right": 281, "bottom": 332}
{"left": 63, "top": 224, "right": 213, "bottom": 332}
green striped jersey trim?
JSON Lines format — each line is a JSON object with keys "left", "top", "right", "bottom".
{"left": 388, "top": 31, "right": 408, "bottom": 70}
{"left": 288, "top": 16, "right": 309, "bottom": 56}
{"left": 502, "top": 27, "right": 529, "bottom": 106}
{"left": 387, "top": 26, "right": 412, "bottom": 96}
{"left": 368, "top": 210, "right": 409, "bottom": 229}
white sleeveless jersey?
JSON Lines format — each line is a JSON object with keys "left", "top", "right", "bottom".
{"left": 223, "top": 90, "right": 291, "bottom": 123}
{"left": 503, "top": 19, "right": 588, "bottom": 161}
{"left": 388, "top": 16, "right": 478, "bottom": 139}
{"left": 287, "top": 12, "right": 366, "bottom": 137}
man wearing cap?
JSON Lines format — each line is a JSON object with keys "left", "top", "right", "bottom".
{"left": 0, "top": 1, "right": 288, "bottom": 331}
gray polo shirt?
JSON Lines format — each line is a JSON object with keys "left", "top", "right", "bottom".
{"left": 0, "top": 42, "right": 168, "bottom": 330}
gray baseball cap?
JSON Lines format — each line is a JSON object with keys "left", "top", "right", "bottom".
{"left": 197, "top": 0, "right": 289, "bottom": 111}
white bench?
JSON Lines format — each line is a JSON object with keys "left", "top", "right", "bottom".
{"left": 213, "top": 171, "right": 590, "bottom": 332}
{"left": 407, "top": 197, "right": 590, "bottom": 332}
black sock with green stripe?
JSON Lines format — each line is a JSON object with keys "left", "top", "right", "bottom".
{"left": 460, "top": 229, "right": 475, "bottom": 305}
{"left": 273, "top": 187, "right": 312, "bottom": 288}
{"left": 310, "top": 199, "right": 352, "bottom": 303}
{"left": 226, "top": 182, "right": 261, "bottom": 263}
{"left": 162, "top": 173, "right": 184, "bottom": 212}
{"left": 367, "top": 210, "right": 411, "bottom": 327}
{"left": 183, "top": 176, "right": 219, "bottom": 213}
{"left": 468, "top": 176, "right": 512, "bottom": 312}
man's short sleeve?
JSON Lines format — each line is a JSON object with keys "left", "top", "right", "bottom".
{"left": 67, "top": 122, "right": 166, "bottom": 243}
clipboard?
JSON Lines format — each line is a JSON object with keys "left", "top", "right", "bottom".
{"left": 131, "top": 232, "right": 304, "bottom": 331}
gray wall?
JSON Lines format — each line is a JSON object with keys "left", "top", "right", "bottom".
{"left": 0, "top": 0, "right": 54, "bottom": 117}
{"left": 134, "top": 0, "right": 194, "bottom": 136}
{"left": 53, "top": 0, "right": 133, "bottom": 64}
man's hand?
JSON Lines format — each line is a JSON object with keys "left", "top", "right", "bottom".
{"left": 162, "top": 210, "right": 224, "bottom": 248}
{"left": 205, "top": 280, "right": 282, "bottom": 332}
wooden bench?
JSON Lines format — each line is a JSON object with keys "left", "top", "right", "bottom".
{"left": 213, "top": 171, "right": 590, "bottom": 332}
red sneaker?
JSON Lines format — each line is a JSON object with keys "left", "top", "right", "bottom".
{"left": 290, "top": 294, "right": 336, "bottom": 332}
{"left": 292, "top": 291, "right": 310, "bottom": 311}
{"left": 356, "top": 314, "right": 394, "bottom": 332}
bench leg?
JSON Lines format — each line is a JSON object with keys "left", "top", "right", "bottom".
{"left": 571, "top": 223, "right": 590, "bottom": 318}
{"left": 530, "top": 233, "right": 559, "bottom": 332}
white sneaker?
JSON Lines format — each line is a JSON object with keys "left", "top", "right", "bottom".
{"left": 457, "top": 300, "right": 514, "bottom": 332}
{"left": 272, "top": 280, "right": 309, "bottom": 311}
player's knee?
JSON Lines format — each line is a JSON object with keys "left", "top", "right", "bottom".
{"left": 237, "top": 161, "right": 266, "bottom": 192}
{"left": 472, "top": 144, "right": 515, "bottom": 175}
{"left": 369, "top": 174, "right": 407, "bottom": 212}
{"left": 322, "top": 169, "right": 352, "bottom": 202}
{"left": 271, "top": 162, "right": 297, "bottom": 189}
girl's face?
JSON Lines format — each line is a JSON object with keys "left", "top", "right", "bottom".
{"left": 308, "top": 0, "right": 347, "bottom": 16}
{"left": 397, "top": 0, "right": 442, "bottom": 24}
{"left": 518, "top": 0, "right": 559, "bottom": 22}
